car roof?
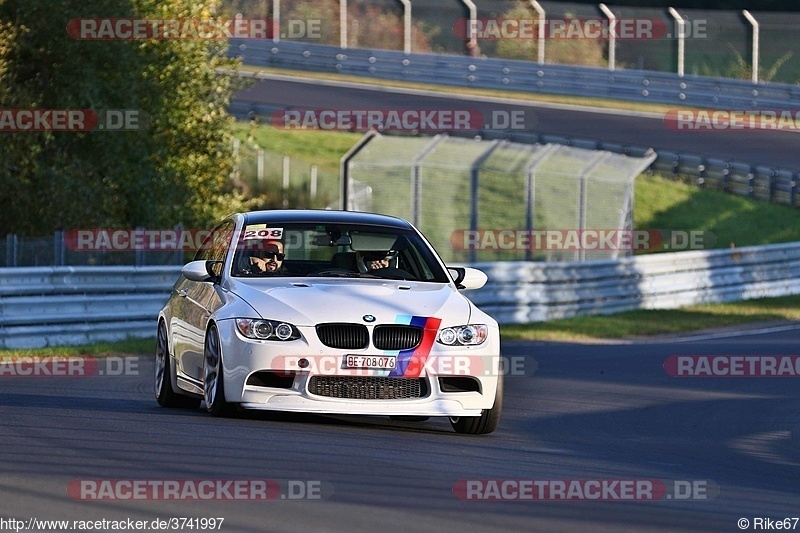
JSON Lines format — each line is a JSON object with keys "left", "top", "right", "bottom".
{"left": 241, "top": 210, "right": 414, "bottom": 230}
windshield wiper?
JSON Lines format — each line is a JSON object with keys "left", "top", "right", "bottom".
{"left": 310, "top": 271, "right": 365, "bottom": 278}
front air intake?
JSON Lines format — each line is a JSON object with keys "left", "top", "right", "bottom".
{"left": 308, "top": 376, "right": 428, "bottom": 399}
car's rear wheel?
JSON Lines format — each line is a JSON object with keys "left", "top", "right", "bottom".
{"left": 155, "top": 321, "right": 200, "bottom": 409}
{"left": 203, "top": 324, "right": 235, "bottom": 417}
{"left": 449, "top": 373, "right": 503, "bottom": 435}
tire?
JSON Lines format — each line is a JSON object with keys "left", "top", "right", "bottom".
{"left": 203, "top": 324, "right": 235, "bottom": 417}
{"left": 154, "top": 321, "right": 201, "bottom": 409}
{"left": 449, "top": 373, "right": 503, "bottom": 435}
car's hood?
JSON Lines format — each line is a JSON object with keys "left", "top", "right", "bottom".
{"left": 226, "top": 278, "right": 472, "bottom": 326}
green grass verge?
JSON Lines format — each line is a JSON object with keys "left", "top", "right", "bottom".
{"left": 635, "top": 174, "right": 800, "bottom": 249}
{"left": 232, "top": 121, "right": 362, "bottom": 175}
{"left": 0, "top": 338, "right": 155, "bottom": 358}
{"left": 501, "top": 295, "right": 800, "bottom": 342}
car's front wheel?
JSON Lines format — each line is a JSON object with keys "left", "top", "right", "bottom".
{"left": 449, "top": 373, "right": 503, "bottom": 435}
{"left": 203, "top": 324, "right": 235, "bottom": 417}
{"left": 154, "top": 321, "right": 200, "bottom": 409}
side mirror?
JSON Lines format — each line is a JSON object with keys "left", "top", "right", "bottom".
{"left": 182, "top": 260, "right": 222, "bottom": 284}
{"left": 447, "top": 267, "right": 487, "bottom": 290}
{"left": 448, "top": 267, "right": 466, "bottom": 287}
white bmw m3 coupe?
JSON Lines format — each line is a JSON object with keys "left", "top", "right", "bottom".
{"left": 155, "top": 210, "right": 502, "bottom": 434}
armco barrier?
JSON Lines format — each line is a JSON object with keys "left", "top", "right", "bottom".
{"left": 3, "top": 243, "right": 800, "bottom": 348}
{"left": 229, "top": 39, "right": 800, "bottom": 111}
{"left": 468, "top": 242, "right": 800, "bottom": 323}
{"left": 0, "top": 266, "right": 181, "bottom": 349}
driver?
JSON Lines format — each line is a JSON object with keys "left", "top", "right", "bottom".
{"left": 243, "top": 240, "right": 285, "bottom": 275}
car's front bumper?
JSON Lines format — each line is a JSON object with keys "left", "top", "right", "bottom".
{"left": 217, "top": 319, "right": 501, "bottom": 417}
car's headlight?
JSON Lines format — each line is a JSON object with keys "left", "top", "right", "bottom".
{"left": 236, "top": 319, "right": 301, "bottom": 341}
{"left": 436, "top": 324, "right": 488, "bottom": 346}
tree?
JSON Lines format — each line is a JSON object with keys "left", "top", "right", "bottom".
{"left": 0, "top": 0, "right": 241, "bottom": 236}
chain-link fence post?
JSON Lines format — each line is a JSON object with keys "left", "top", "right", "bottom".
{"left": 7, "top": 234, "right": 17, "bottom": 267}
{"left": 470, "top": 141, "right": 502, "bottom": 263}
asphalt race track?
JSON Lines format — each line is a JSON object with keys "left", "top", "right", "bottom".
{"left": 234, "top": 74, "right": 800, "bottom": 172}
{"left": 2, "top": 329, "right": 799, "bottom": 532}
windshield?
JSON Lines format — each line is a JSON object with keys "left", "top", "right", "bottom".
{"left": 230, "top": 222, "right": 450, "bottom": 283}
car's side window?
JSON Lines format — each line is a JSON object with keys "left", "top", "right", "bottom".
{"left": 194, "top": 220, "right": 235, "bottom": 263}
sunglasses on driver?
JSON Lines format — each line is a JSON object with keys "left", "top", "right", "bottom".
{"left": 255, "top": 250, "right": 285, "bottom": 261}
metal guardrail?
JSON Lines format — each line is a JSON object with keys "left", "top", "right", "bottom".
{"left": 229, "top": 39, "right": 800, "bottom": 111}
{"left": 3, "top": 243, "right": 800, "bottom": 347}
{"left": 468, "top": 242, "right": 800, "bottom": 323}
{"left": 0, "top": 266, "right": 181, "bottom": 349}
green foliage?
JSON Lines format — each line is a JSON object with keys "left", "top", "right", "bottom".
{"left": 0, "top": 0, "right": 242, "bottom": 235}
{"left": 695, "top": 44, "right": 793, "bottom": 82}
{"left": 132, "top": 0, "right": 242, "bottom": 228}
{"left": 494, "top": 3, "right": 607, "bottom": 67}
{"left": 225, "top": 0, "right": 436, "bottom": 52}
{"left": 345, "top": 2, "right": 434, "bottom": 52}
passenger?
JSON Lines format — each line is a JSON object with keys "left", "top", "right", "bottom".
{"left": 359, "top": 251, "right": 394, "bottom": 272}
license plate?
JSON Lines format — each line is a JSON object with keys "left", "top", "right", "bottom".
{"left": 343, "top": 355, "right": 397, "bottom": 370}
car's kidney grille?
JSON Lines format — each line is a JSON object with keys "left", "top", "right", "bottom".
{"left": 308, "top": 376, "right": 427, "bottom": 400}
{"left": 373, "top": 325, "right": 423, "bottom": 351}
{"left": 316, "top": 323, "right": 369, "bottom": 349}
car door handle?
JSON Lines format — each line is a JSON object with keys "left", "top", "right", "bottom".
{"left": 177, "top": 289, "right": 188, "bottom": 297}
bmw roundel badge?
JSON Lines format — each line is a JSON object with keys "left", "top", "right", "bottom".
{"left": 363, "top": 314, "right": 376, "bottom": 323}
